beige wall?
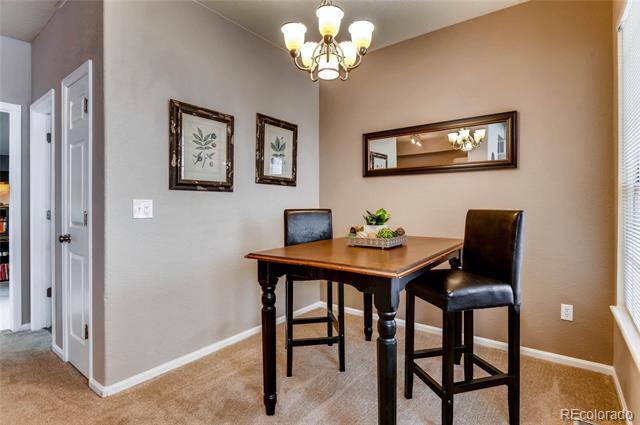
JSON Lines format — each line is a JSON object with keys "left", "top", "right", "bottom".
{"left": 102, "top": 1, "right": 319, "bottom": 385}
{"left": 31, "top": 0, "right": 105, "bottom": 382}
{"left": 320, "top": 0, "right": 615, "bottom": 364}
{"left": 612, "top": 0, "right": 640, "bottom": 416}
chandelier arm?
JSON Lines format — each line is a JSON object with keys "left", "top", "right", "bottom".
{"left": 292, "top": 55, "right": 311, "bottom": 71}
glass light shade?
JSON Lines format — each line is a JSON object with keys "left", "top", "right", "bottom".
{"left": 318, "top": 54, "right": 339, "bottom": 80}
{"left": 339, "top": 41, "right": 357, "bottom": 67}
{"left": 316, "top": 4, "right": 344, "bottom": 37}
{"left": 447, "top": 132, "right": 458, "bottom": 143}
{"left": 281, "top": 22, "right": 307, "bottom": 51}
{"left": 461, "top": 141, "right": 473, "bottom": 152}
{"left": 459, "top": 129, "right": 470, "bottom": 139}
{"left": 349, "top": 20, "right": 374, "bottom": 50}
{"left": 474, "top": 129, "right": 486, "bottom": 141}
{"left": 300, "top": 42, "right": 318, "bottom": 68}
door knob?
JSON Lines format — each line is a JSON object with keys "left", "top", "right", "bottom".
{"left": 58, "top": 234, "right": 71, "bottom": 243}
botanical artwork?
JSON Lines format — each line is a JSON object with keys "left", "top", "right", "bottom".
{"left": 263, "top": 124, "right": 294, "bottom": 179}
{"left": 256, "top": 114, "right": 297, "bottom": 186}
{"left": 169, "top": 99, "right": 234, "bottom": 191}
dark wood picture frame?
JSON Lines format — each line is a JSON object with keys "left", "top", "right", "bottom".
{"left": 370, "top": 152, "right": 388, "bottom": 169}
{"left": 363, "top": 111, "right": 517, "bottom": 177}
{"left": 255, "top": 113, "right": 298, "bottom": 186}
{"left": 169, "top": 99, "right": 234, "bottom": 191}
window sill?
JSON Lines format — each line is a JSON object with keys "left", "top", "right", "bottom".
{"left": 611, "top": 305, "right": 640, "bottom": 372}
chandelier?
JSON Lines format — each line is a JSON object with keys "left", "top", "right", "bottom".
{"left": 280, "top": 0, "right": 374, "bottom": 81}
{"left": 447, "top": 128, "right": 486, "bottom": 152}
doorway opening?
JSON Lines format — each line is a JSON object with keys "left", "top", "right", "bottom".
{"left": 0, "top": 101, "right": 23, "bottom": 332}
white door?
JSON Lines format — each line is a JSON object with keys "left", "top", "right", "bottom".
{"left": 62, "top": 61, "right": 92, "bottom": 378}
{"left": 30, "top": 90, "right": 54, "bottom": 331}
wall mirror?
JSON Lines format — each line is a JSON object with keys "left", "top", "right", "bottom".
{"left": 363, "top": 111, "right": 517, "bottom": 176}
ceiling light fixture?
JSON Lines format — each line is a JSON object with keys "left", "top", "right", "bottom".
{"left": 280, "top": 0, "right": 374, "bottom": 81}
{"left": 447, "top": 128, "right": 486, "bottom": 152}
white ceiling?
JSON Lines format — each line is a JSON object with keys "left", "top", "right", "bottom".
{"left": 0, "top": 0, "right": 60, "bottom": 42}
{"left": 200, "top": 0, "right": 526, "bottom": 51}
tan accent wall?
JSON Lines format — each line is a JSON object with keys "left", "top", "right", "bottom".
{"left": 320, "top": 0, "right": 615, "bottom": 364}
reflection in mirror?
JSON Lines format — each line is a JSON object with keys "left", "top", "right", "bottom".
{"left": 364, "top": 111, "right": 516, "bottom": 176}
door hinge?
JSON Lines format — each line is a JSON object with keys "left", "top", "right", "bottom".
{"left": 83, "top": 97, "right": 89, "bottom": 113}
{"left": 46, "top": 210, "right": 51, "bottom": 220}
{"left": 46, "top": 132, "right": 51, "bottom": 143}
{"left": 84, "top": 324, "right": 89, "bottom": 340}
{"left": 83, "top": 210, "right": 88, "bottom": 226}
{"left": 46, "top": 287, "right": 51, "bottom": 298}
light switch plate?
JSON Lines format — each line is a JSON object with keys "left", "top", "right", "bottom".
{"left": 133, "top": 199, "right": 153, "bottom": 219}
{"left": 560, "top": 304, "right": 573, "bottom": 321}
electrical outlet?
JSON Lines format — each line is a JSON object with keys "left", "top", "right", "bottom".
{"left": 560, "top": 304, "right": 573, "bottom": 321}
{"left": 133, "top": 199, "right": 153, "bottom": 219}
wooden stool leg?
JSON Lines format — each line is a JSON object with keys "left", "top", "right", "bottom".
{"left": 363, "top": 292, "right": 373, "bottom": 341}
{"left": 463, "top": 310, "right": 474, "bottom": 382}
{"left": 404, "top": 291, "right": 415, "bottom": 399}
{"left": 442, "top": 310, "right": 455, "bottom": 425}
{"left": 454, "top": 311, "right": 463, "bottom": 365}
{"left": 327, "top": 280, "right": 333, "bottom": 346}
{"left": 286, "top": 278, "right": 294, "bottom": 377}
{"left": 338, "top": 282, "right": 345, "bottom": 372}
{"left": 508, "top": 305, "right": 521, "bottom": 425}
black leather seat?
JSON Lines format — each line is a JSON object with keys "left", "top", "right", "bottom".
{"left": 404, "top": 209, "right": 525, "bottom": 425}
{"left": 408, "top": 269, "right": 514, "bottom": 311}
{"left": 284, "top": 209, "right": 374, "bottom": 377}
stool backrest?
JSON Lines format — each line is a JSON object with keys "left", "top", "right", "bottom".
{"left": 284, "top": 209, "right": 333, "bottom": 247}
{"left": 463, "top": 209, "right": 525, "bottom": 304}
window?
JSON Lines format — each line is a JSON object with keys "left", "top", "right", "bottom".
{"left": 620, "top": 0, "right": 640, "bottom": 333}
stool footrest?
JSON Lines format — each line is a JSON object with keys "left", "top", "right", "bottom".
{"left": 413, "top": 363, "right": 444, "bottom": 398}
{"left": 291, "top": 336, "right": 341, "bottom": 347}
{"left": 473, "top": 355, "right": 503, "bottom": 376}
{"left": 453, "top": 374, "right": 513, "bottom": 394}
{"left": 413, "top": 346, "right": 465, "bottom": 359}
{"left": 292, "top": 316, "right": 331, "bottom": 325}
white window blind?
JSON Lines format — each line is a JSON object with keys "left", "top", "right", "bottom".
{"left": 621, "top": 0, "right": 640, "bottom": 332}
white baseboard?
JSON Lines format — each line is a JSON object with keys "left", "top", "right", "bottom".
{"left": 611, "top": 370, "right": 633, "bottom": 425}
{"left": 52, "top": 343, "right": 65, "bottom": 361}
{"left": 15, "top": 323, "right": 31, "bottom": 332}
{"left": 329, "top": 303, "right": 615, "bottom": 376}
{"left": 89, "top": 301, "right": 325, "bottom": 398}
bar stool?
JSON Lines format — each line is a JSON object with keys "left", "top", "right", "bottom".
{"left": 283, "top": 209, "right": 344, "bottom": 377}
{"left": 404, "top": 209, "right": 525, "bottom": 425}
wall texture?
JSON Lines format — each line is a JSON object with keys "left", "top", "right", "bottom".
{"left": 31, "top": 0, "right": 105, "bottom": 381}
{"left": 102, "top": 1, "right": 319, "bottom": 385}
{"left": 0, "top": 35, "right": 31, "bottom": 325}
{"left": 319, "top": 0, "right": 615, "bottom": 364}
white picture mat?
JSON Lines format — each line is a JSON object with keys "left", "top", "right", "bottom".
{"left": 181, "top": 113, "right": 227, "bottom": 182}
{"left": 263, "top": 123, "right": 293, "bottom": 178}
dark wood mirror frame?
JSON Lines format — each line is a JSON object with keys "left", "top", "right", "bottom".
{"left": 363, "top": 111, "right": 517, "bottom": 177}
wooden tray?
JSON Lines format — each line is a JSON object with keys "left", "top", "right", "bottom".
{"left": 345, "top": 234, "right": 407, "bottom": 249}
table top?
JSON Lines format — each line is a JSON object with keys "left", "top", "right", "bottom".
{"left": 246, "top": 236, "right": 463, "bottom": 278}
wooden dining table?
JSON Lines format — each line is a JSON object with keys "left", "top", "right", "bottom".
{"left": 246, "top": 236, "right": 463, "bottom": 425}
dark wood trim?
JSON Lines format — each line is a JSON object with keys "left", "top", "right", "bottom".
{"left": 255, "top": 113, "right": 298, "bottom": 186}
{"left": 169, "top": 99, "right": 234, "bottom": 191}
{"left": 363, "top": 111, "right": 517, "bottom": 177}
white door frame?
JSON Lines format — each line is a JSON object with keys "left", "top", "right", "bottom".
{"left": 61, "top": 60, "right": 93, "bottom": 377}
{"left": 30, "top": 89, "right": 55, "bottom": 337}
{"left": 0, "top": 101, "right": 23, "bottom": 332}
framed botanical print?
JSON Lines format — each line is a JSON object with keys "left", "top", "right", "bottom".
{"left": 255, "top": 113, "right": 297, "bottom": 186}
{"left": 169, "top": 99, "right": 234, "bottom": 191}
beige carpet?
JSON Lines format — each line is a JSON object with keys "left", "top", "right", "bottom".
{"left": 0, "top": 310, "right": 621, "bottom": 425}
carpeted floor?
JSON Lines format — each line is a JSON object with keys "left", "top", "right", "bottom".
{"left": 0, "top": 310, "right": 621, "bottom": 425}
